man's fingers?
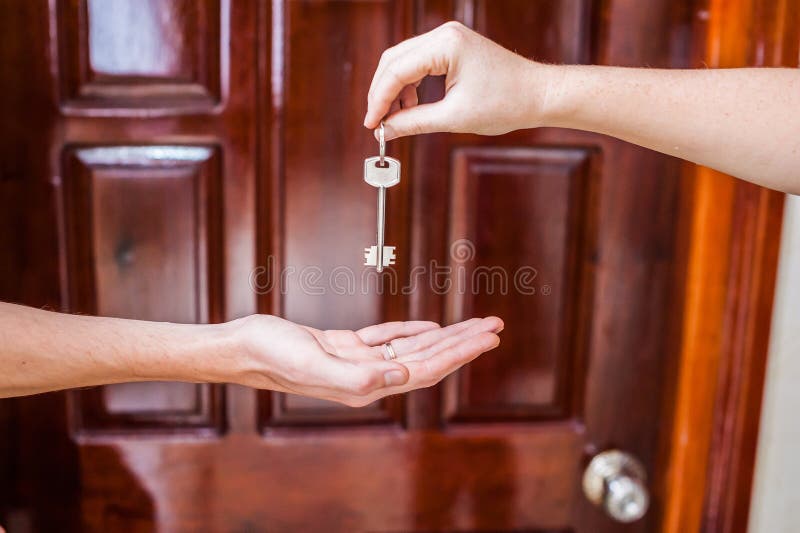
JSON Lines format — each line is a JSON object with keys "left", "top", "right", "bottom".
{"left": 399, "top": 84, "right": 418, "bottom": 109}
{"left": 365, "top": 45, "right": 450, "bottom": 128}
{"left": 380, "top": 101, "right": 452, "bottom": 141}
{"left": 369, "top": 33, "right": 430, "bottom": 100}
{"left": 356, "top": 320, "right": 440, "bottom": 346}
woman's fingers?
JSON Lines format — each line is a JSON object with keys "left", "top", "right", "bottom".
{"left": 357, "top": 329, "right": 502, "bottom": 404}
{"left": 310, "top": 354, "right": 411, "bottom": 399}
{"left": 394, "top": 317, "right": 503, "bottom": 359}
{"left": 404, "top": 331, "right": 501, "bottom": 387}
{"left": 355, "top": 320, "right": 440, "bottom": 346}
{"left": 303, "top": 317, "right": 502, "bottom": 407}
{"left": 388, "top": 318, "right": 483, "bottom": 355}
{"left": 363, "top": 316, "right": 502, "bottom": 361}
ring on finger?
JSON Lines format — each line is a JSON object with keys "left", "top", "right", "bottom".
{"left": 382, "top": 342, "right": 397, "bottom": 361}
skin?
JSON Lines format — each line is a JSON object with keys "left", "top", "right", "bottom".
{"left": 365, "top": 21, "right": 800, "bottom": 194}
{"left": 0, "top": 302, "right": 502, "bottom": 407}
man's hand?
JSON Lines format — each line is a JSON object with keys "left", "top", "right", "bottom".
{"left": 364, "top": 21, "right": 551, "bottom": 140}
{"left": 365, "top": 21, "right": 800, "bottom": 194}
{"left": 230, "top": 315, "right": 503, "bottom": 407}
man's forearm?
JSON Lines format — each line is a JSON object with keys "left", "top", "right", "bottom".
{"left": 543, "top": 66, "right": 800, "bottom": 193}
{"left": 0, "top": 302, "right": 236, "bottom": 397}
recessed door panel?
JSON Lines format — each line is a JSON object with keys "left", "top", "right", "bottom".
{"left": 61, "top": 146, "right": 224, "bottom": 434}
{"left": 445, "top": 147, "right": 597, "bottom": 422}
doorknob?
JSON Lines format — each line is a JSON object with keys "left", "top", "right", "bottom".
{"left": 582, "top": 449, "right": 649, "bottom": 523}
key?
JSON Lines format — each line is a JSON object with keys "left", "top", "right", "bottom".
{"left": 364, "top": 123, "right": 400, "bottom": 272}
{"left": 363, "top": 156, "right": 400, "bottom": 271}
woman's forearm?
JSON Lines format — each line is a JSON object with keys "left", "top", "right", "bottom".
{"left": 0, "top": 302, "right": 234, "bottom": 397}
{"left": 544, "top": 66, "right": 800, "bottom": 193}
{"left": 0, "top": 302, "right": 504, "bottom": 405}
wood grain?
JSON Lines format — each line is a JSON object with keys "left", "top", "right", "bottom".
{"left": 0, "top": 0, "right": 785, "bottom": 531}
{"left": 661, "top": 1, "right": 795, "bottom": 532}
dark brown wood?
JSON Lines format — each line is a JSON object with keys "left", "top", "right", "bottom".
{"left": 443, "top": 146, "right": 598, "bottom": 423}
{"left": 0, "top": 0, "right": 784, "bottom": 532}
{"left": 60, "top": 146, "right": 226, "bottom": 434}
{"left": 56, "top": 0, "right": 223, "bottom": 113}
{"left": 255, "top": 0, "right": 414, "bottom": 430}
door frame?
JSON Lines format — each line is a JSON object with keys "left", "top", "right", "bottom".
{"left": 661, "top": 0, "right": 797, "bottom": 531}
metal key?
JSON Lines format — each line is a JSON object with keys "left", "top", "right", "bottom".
{"left": 364, "top": 123, "right": 400, "bottom": 272}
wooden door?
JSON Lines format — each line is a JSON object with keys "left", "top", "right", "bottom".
{"left": 0, "top": 1, "right": 751, "bottom": 532}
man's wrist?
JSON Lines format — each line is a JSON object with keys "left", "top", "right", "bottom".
{"left": 537, "top": 64, "right": 578, "bottom": 128}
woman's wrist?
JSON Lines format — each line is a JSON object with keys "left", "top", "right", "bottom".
{"left": 189, "top": 318, "right": 256, "bottom": 385}
{"left": 121, "top": 319, "right": 247, "bottom": 385}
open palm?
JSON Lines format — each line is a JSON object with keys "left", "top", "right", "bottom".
{"left": 235, "top": 315, "right": 503, "bottom": 407}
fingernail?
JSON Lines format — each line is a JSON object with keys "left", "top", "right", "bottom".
{"left": 384, "top": 370, "right": 406, "bottom": 386}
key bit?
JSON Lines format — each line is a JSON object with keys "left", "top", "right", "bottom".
{"left": 364, "top": 245, "right": 396, "bottom": 268}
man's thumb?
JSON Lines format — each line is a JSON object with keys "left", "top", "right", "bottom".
{"left": 380, "top": 102, "right": 449, "bottom": 140}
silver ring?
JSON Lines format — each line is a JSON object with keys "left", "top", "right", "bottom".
{"left": 382, "top": 341, "right": 396, "bottom": 361}
{"left": 379, "top": 121, "right": 386, "bottom": 166}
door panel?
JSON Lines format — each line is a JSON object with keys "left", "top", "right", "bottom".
{"left": 59, "top": 101, "right": 226, "bottom": 432}
{"left": 444, "top": 147, "right": 597, "bottom": 422}
{"left": 258, "top": 0, "right": 413, "bottom": 428}
{"left": 2, "top": 0, "right": 697, "bottom": 532}
{"left": 57, "top": 0, "right": 224, "bottom": 112}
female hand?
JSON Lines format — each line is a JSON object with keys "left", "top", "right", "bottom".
{"left": 364, "top": 21, "right": 553, "bottom": 140}
{"left": 230, "top": 315, "right": 503, "bottom": 407}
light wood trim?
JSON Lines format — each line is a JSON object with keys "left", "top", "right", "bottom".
{"left": 663, "top": 167, "right": 736, "bottom": 533}
{"left": 662, "top": 0, "right": 793, "bottom": 531}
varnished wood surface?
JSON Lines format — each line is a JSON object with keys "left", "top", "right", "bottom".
{"left": 0, "top": 0, "right": 785, "bottom": 532}
{"left": 662, "top": 1, "right": 798, "bottom": 532}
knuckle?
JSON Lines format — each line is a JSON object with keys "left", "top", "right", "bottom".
{"left": 384, "top": 64, "right": 403, "bottom": 85}
{"left": 439, "top": 21, "right": 466, "bottom": 44}
{"left": 440, "top": 20, "right": 465, "bottom": 32}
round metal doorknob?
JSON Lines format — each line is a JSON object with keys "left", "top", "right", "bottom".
{"left": 582, "top": 449, "right": 650, "bottom": 523}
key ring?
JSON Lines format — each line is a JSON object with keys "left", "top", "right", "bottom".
{"left": 379, "top": 122, "right": 386, "bottom": 166}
